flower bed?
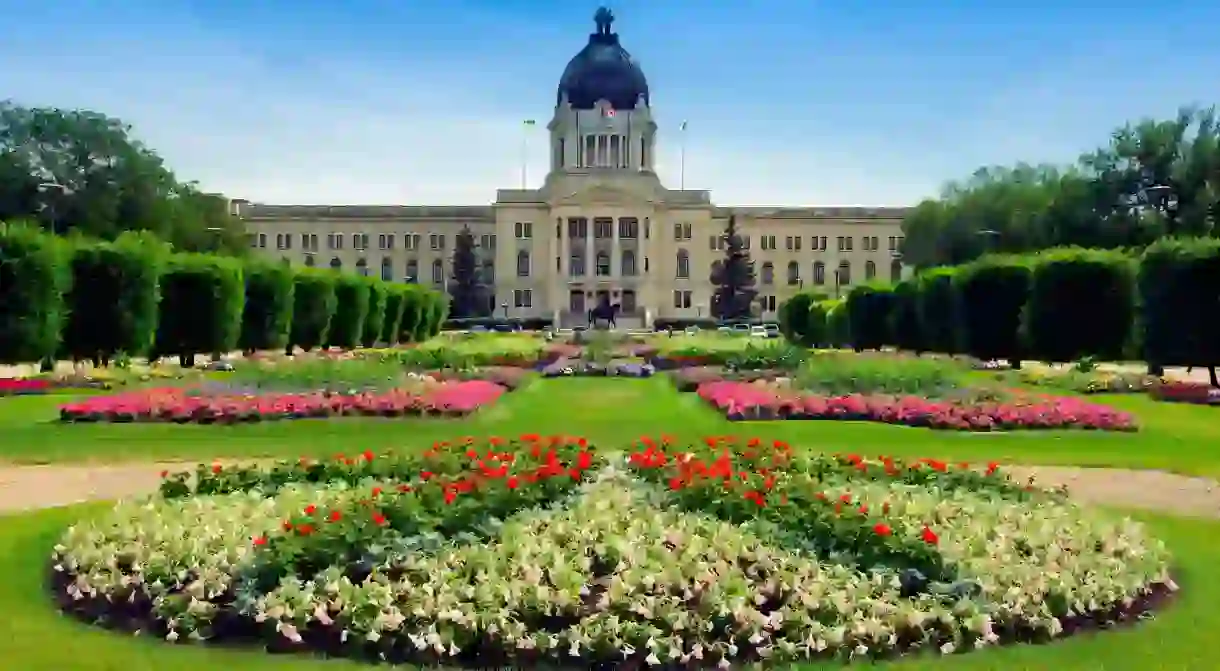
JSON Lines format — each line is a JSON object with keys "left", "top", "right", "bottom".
{"left": 697, "top": 380, "right": 1138, "bottom": 431}
{"left": 422, "top": 366, "right": 529, "bottom": 390}
{"left": 669, "top": 366, "right": 786, "bottom": 391}
{"left": 57, "top": 380, "right": 508, "bottom": 424}
{"left": 541, "top": 358, "right": 655, "bottom": 378}
{"left": 53, "top": 436, "right": 1174, "bottom": 666}
{"left": 0, "top": 378, "right": 50, "bottom": 396}
{"left": 1149, "top": 380, "right": 1220, "bottom": 405}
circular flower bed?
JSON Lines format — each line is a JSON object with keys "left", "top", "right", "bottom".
{"left": 52, "top": 437, "right": 1175, "bottom": 666}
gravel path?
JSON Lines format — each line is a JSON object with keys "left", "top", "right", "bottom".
{"left": 1, "top": 462, "right": 1219, "bottom": 517}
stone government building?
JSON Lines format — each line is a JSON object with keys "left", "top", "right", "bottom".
{"left": 235, "top": 9, "right": 911, "bottom": 328}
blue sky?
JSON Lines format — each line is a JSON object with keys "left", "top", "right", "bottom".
{"left": 3, "top": 0, "right": 1219, "bottom": 206}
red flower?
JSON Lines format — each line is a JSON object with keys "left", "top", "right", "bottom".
{"left": 363, "top": 450, "right": 375, "bottom": 462}
{"left": 281, "top": 521, "right": 293, "bottom": 531}
{"left": 304, "top": 504, "right": 317, "bottom": 515}
{"left": 873, "top": 523, "right": 892, "bottom": 536}
{"left": 328, "top": 510, "right": 342, "bottom": 523}
{"left": 159, "top": 470, "right": 169, "bottom": 478}
{"left": 577, "top": 451, "right": 593, "bottom": 470}
{"left": 396, "top": 484, "right": 411, "bottom": 492}
{"left": 443, "top": 490, "right": 457, "bottom": 505}
{"left": 371, "top": 487, "right": 382, "bottom": 496}
{"left": 420, "top": 470, "right": 433, "bottom": 481}
{"left": 668, "top": 477, "right": 683, "bottom": 491}
{"left": 211, "top": 463, "right": 223, "bottom": 474}
{"left": 297, "top": 524, "right": 315, "bottom": 536}
{"left": 985, "top": 462, "right": 1000, "bottom": 476}
{"left": 921, "top": 526, "right": 939, "bottom": 544}
{"left": 507, "top": 476, "right": 520, "bottom": 489}
{"left": 371, "top": 512, "right": 387, "bottom": 526}
{"left": 252, "top": 535, "right": 267, "bottom": 546}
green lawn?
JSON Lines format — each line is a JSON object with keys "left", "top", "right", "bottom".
{"left": 4, "top": 378, "right": 1220, "bottom": 479}
{"left": 1, "top": 377, "right": 1219, "bottom": 669}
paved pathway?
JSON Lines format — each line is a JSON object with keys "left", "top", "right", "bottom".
{"left": 2, "top": 462, "right": 1219, "bottom": 517}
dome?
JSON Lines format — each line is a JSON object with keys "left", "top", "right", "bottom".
{"left": 556, "top": 8, "right": 649, "bottom": 110}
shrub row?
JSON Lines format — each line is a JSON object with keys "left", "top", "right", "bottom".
{"left": 0, "top": 223, "right": 447, "bottom": 366}
{"left": 778, "top": 239, "right": 1220, "bottom": 380}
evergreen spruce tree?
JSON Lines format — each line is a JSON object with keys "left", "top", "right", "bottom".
{"left": 710, "top": 215, "right": 758, "bottom": 321}
{"left": 447, "top": 226, "right": 489, "bottom": 318}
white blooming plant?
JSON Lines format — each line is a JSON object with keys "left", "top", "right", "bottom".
{"left": 52, "top": 435, "right": 1175, "bottom": 667}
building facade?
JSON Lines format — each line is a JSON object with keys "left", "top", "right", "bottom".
{"left": 236, "top": 9, "right": 911, "bottom": 327}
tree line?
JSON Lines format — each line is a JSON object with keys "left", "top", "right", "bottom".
{"left": 0, "top": 100, "right": 249, "bottom": 256}
{"left": 0, "top": 223, "right": 449, "bottom": 367}
{"left": 778, "top": 238, "right": 1220, "bottom": 387}
{"left": 902, "top": 107, "right": 1220, "bottom": 269}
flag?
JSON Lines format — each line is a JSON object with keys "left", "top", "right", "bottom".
{"left": 680, "top": 120, "right": 688, "bottom": 131}
{"left": 603, "top": 107, "right": 615, "bottom": 118}
{"left": 524, "top": 119, "right": 536, "bottom": 126}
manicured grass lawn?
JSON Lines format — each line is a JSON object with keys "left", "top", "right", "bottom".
{"left": 0, "top": 504, "right": 1209, "bottom": 671}
{"left": 2, "top": 378, "right": 1219, "bottom": 479}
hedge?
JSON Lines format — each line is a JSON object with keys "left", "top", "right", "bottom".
{"left": 915, "top": 268, "right": 959, "bottom": 355}
{"left": 954, "top": 255, "right": 1031, "bottom": 367}
{"left": 238, "top": 259, "right": 295, "bottom": 354}
{"left": 844, "top": 284, "right": 894, "bottom": 351}
{"left": 1024, "top": 247, "right": 1135, "bottom": 363}
{"left": 326, "top": 274, "right": 371, "bottom": 349}
{"left": 0, "top": 222, "right": 71, "bottom": 363}
{"left": 152, "top": 253, "right": 245, "bottom": 365}
{"left": 361, "top": 278, "right": 389, "bottom": 347}
{"left": 1139, "top": 237, "right": 1220, "bottom": 382}
{"left": 824, "top": 299, "right": 851, "bottom": 348}
{"left": 888, "top": 279, "right": 924, "bottom": 353}
{"left": 380, "top": 286, "right": 408, "bottom": 345}
{"left": 805, "top": 300, "right": 832, "bottom": 347}
{"left": 777, "top": 293, "right": 816, "bottom": 345}
{"left": 288, "top": 269, "right": 339, "bottom": 353}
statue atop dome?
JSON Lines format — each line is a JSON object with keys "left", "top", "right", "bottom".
{"left": 594, "top": 7, "right": 615, "bottom": 36}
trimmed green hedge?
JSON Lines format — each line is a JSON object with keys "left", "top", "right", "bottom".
{"left": 238, "top": 259, "right": 295, "bottom": 354}
{"left": 915, "top": 268, "right": 959, "bottom": 354}
{"left": 288, "top": 269, "right": 338, "bottom": 353}
{"left": 1139, "top": 237, "right": 1220, "bottom": 378}
{"left": 1024, "top": 247, "right": 1135, "bottom": 362}
{"left": 954, "top": 255, "right": 1031, "bottom": 366}
{"left": 844, "top": 284, "right": 894, "bottom": 351}
{"left": 361, "top": 278, "right": 389, "bottom": 348}
{"left": 326, "top": 274, "right": 371, "bottom": 349}
{"left": 152, "top": 253, "right": 245, "bottom": 364}
{"left": 0, "top": 222, "right": 71, "bottom": 363}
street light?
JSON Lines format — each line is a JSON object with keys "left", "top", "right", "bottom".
{"left": 501, "top": 301, "right": 509, "bottom": 319}
{"left": 37, "top": 182, "right": 68, "bottom": 235}
{"left": 1141, "top": 183, "right": 1180, "bottom": 235}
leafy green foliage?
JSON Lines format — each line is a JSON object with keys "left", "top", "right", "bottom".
{"left": 446, "top": 226, "right": 488, "bottom": 319}
{"left": 380, "top": 285, "right": 408, "bottom": 345}
{"left": 954, "top": 256, "right": 1031, "bottom": 365}
{"left": 1139, "top": 237, "right": 1220, "bottom": 384}
{"left": 844, "top": 284, "right": 894, "bottom": 351}
{"left": 237, "top": 259, "right": 294, "bottom": 353}
{"left": 915, "top": 268, "right": 959, "bottom": 354}
{"left": 361, "top": 278, "right": 389, "bottom": 348}
{"left": 288, "top": 269, "right": 338, "bottom": 352}
{"left": 1024, "top": 247, "right": 1136, "bottom": 362}
{"left": 325, "top": 274, "right": 370, "bottom": 349}
{"left": 889, "top": 279, "right": 924, "bottom": 352}
{"left": 0, "top": 222, "right": 70, "bottom": 362}
{"left": 151, "top": 253, "right": 244, "bottom": 363}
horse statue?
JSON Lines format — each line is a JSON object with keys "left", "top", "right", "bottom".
{"left": 588, "top": 301, "right": 620, "bottom": 329}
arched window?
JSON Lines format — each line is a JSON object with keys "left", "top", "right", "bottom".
{"left": 356, "top": 257, "right": 369, "bottom": 277}
{"left": 676, "top": 250, "right": 690, "bottom": 278}
{"left": 329, "top": 257, "right": 342, "bottom": 269}
{"left": 761, "top": 262, "right": 774, "bottom": 285}
{"left": 596, "top": 252, "right": 611, "bottom": 276}
{"left": 405, "top": 259, "right": 418, "bottom": 283}
{"left": 621, "top": 250, "right": 636, "bottom": 276}
{"left": 305, "top": 255, "right": 316, "bottom": 267}
{"left": 890, "top": 259, "right": 903, "bottom": 282}
{"left": 786, "top": 261, "right": 800, "bottom": 285}
{"left": 517, "top": 250, "right": 530, "bottom": 277}
{"left": 837, "top": 261, "right": 851, "bottom": 286}
{"left": 813, "top": 261, "right": 825, "bottom": 285}
{"left": 431, "top": 259, "right": 443, "bottom": 285}
{"left": 864, "top": 260, "right": 876, "bottom": 281}
{"left": 380, "top": 257, "right": 393, "bottom": 281}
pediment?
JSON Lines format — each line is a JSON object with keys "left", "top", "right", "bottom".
{"left": 553, "top": 183, "right": 655, "bottom": 207}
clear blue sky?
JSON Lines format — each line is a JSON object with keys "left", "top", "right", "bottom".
{"left": 4, "top": 0, "right": 1218, "bottom": 206}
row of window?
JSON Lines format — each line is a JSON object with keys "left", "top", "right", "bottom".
{"left": 715, "top": 234, "right": 903, "bottom": 253}
{"left": 256, "top": 232, "right": 503, "bottom": 252}
{"left": 671, "top": 292, "right": 781, "bottom": 313}
{"left": 254, "top": 225, "right": 904, "bottom": 253}
{"left": 677, "top": 252, "right": 901, "bottom": 285}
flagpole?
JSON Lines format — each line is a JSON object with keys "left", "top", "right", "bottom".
{"left": 679, "top": 120, "right": 688, "bottom": 190}
{"left": 521, "top": 119, "right": 535, "bottom": 188}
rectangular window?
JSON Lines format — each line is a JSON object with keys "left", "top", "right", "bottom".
{"left": 513, "top": 289, "right": 532, "bottom": 308}
{"left": 672, "top": 290, "right": 692, "bottom": 309}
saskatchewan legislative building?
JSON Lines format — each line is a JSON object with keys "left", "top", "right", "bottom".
{"left": 234, "top": 8, "right": 911, "bottom": 328}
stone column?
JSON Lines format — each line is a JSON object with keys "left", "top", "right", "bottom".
{"left": 586, "top": 224, "right": 595, "bottom": 279}
{"left": 611, "top": 217, "right": 621, "bottom": 281}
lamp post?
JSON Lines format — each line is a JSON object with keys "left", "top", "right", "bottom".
{"left": 833, "top": 268, "right": 843, "bottom": 299}
{"left": 37, "top": 182, "right": 68, "bottom": 235}
{"left": 501, "top": 301, "right": 509, "bottom": 319}
{"left": 976, "top": 229, "right": 1000, "bottom": 257}
{"left": 1141, "top": 183, "right": 1180, "bottom": 235}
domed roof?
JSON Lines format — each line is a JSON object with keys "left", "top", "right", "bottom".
{"left": 557, "top": 8, "right": 649, "bottom": 110}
